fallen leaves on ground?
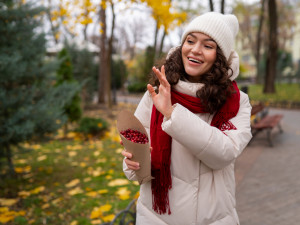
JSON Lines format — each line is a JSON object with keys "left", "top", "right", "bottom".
{"left": 108, "top": 179, "right": 129, "bottom": 187}
{"left": 0, "top": 111, "right": 140, "bottom": 224}
{"left": 115, "top": 187, "right": 131, "bottom": 200}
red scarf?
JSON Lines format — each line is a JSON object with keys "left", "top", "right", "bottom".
{"left": 150, "top": 81, "right": 240, "bottom": 215}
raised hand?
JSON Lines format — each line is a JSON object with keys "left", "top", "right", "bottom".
{"left": 147, "top": 65, "right": 173, "bottom": 119}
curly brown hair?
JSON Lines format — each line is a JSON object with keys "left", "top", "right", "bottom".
{"left": 149, "top": 46, "right": 235, "bottom": 114}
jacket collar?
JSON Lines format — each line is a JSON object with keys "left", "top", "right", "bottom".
{"left": 173, "top": 80, "right": 204, "bottom": 97}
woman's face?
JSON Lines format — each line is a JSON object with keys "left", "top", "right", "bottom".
{"left": 181, "top": 32, "right": 217, "bottom": 82}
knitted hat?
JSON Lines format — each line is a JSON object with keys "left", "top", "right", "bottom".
{"left": 181, "top": 12, "right": 239, "bottom": 60}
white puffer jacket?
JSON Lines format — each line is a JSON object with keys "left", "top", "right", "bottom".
{"left": 123, "top": 54, "right": 252, "bottom": 224}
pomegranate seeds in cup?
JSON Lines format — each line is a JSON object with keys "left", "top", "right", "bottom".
{"left": 120, "top": 129, "right": 149, "bottom": 144}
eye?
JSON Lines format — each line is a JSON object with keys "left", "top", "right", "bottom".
{"left": 205, "top": 45, "right": 213, "bottom": 49}
{"left": 187, "top": 39, "right": 194, "bottom": 44}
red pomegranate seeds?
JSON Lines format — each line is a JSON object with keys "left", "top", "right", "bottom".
{"left": 120, "top": 129, "right": 149, "bottom": 144}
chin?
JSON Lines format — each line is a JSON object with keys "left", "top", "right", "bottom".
{"left": 185, "top": 70, "right": 203, "bottom": 78}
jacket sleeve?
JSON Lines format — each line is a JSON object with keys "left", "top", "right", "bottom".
{"left": 122, "top": 91, "right": 153, "bottom": 181}
{"left": 161, "top": 91, "right": 252, "bottom": 170}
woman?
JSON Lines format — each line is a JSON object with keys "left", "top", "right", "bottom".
{"left": 122, "top": 12, "right": 252, "bottom": 225}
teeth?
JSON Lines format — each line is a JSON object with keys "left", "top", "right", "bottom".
{"left": 188, "top": 57, "right": 201, "bottom": 63}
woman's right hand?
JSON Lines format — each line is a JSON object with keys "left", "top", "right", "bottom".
{"left": 121, "top": 150, "right": 140, "bottom": 171}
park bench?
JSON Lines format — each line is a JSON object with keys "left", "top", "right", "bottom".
{"left": 100, "top": 199, "right": 137, "bottom": 225}
{"left": 250, "top": 103, "right": 283, "bottom": 147}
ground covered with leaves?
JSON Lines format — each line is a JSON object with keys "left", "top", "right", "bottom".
{"left": 0, "top": 103, "right": 140, "bottom": 225}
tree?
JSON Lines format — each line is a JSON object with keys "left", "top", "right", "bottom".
{"left": 209, "top": 0, "right": 214, "bottom": 11}
{"left": 220, "top": 0, "right": 225, "bottom": 14}
{"left": 264, "top": 0, "right": 278, "bottom": 93}
{"left": 66, "top": 44, "right": 98, "bottom": 106}
{"left": 208, "top": 0, "right": 225, "bottom": 13}
{"left": 255, "top": 0, "right": 266, "bottom": 83}
{"left": 56, "top": 48, "right": 82, "bottom": 127}
{"left": 45, "top": 0, "right": 73, "bottom": 43}
{"left": 233, "top": 1, "right": 297, "bottom": 84}
{"left": 97, "top": 0, "right": 116, "bottom": 108}
{"left": 145, "top": 0, "right": 186, "bottom": 60}
{"left": 0, "top": 1, "right": 79, "bottom": 173}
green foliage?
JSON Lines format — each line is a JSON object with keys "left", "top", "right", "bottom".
{"left": 247, "top": 83, "right": 300, "bottom": 104}
{"left": 257, "top": 49, "right": 294, "bottom": 84}
{"left": 112, "top": 57, "right": 127, "bottom": 89}
{"left": 126, "top": 46, "right": 154, "bottom": 89}
{"left": 143, "top": 46, "right": 155, "bottom": 81}
{"left": 56, "top": 48, "right": 73, "bottom": 83}
{"left": 0, "top": 2, "right": 79, "bottom": 159}
{"left": 65, "top": 43, "right": 98, "bottom": 104}
{"left": 56, "top": 48, "right": 82, "bottom": 122}
{"left": 127, "top": 81, "right": 147, "bottom": 93}
{"left": 75, "top": 117, "right": 109, "bottom": 137}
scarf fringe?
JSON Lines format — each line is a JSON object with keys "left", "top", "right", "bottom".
{"left": 151, "top": 147, "right": 172, "bottom": 215}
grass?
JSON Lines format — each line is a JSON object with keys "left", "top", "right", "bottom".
{"left": 244, "top": 83, "right": 300, "bottom": 107}
{"left": 0, "top": 103, "right": 140, "bottom": 225}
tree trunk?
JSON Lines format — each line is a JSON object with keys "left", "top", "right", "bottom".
{"left": 46, "top": 0, "right": 58, "bottom": 44}
{"left": 209, "top": 0, "right": 214, "bottom": 11}
{"left": 83, "top": 24, "right": 88, "bottom": 41}
{"left": 158, "top": 29, "right": 166, "bottom": 58}
{"left": 264, "top": 0, "right": 277, "bottom": 93}
{"left": 98, "top": 6, "right": 107, "bottom": 103}
{"left": 5, "top": 144, "right": 15, "bottom": 176}
{"left": 255, "top": 0, "right": 266, "bottom": 84}
{"left": 106, "top": 0, "right": 116, "bottom": 108}
{"left": 220, "top": 0, "right": 225, "bottom": 14}
{"left": 83, "top": 9, "right": 89, "bottom": 41}
{"left": 153, "top": 21, "right": 159, "bottom": 60}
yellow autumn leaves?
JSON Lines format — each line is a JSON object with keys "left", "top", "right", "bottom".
{"left": 0, "top": 207, "right": 26, "bottom": 224}
{"left": 0, "top": 186, "right": 45, "bottom": 223}
{"left": 142, "top": 0, "right": 187, "bottom": 32}
{"left": 46, "top": 0, "right": 186, "bottom": 41}
{"left": 0, "top": 124, "right": 139, "bottom": 224}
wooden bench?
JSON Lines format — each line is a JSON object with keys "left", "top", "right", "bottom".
{"left": 250, "top": 103, "right": 283, "bottom": 147}
{"left": 251, "top": 103, "right": 265, "bottom": 116}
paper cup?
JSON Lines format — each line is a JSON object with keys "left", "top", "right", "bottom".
{"left": 117, "top": 110, "right": 153, "bottom": 185}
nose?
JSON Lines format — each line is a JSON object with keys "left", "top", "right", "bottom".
{"left": 191, "top": 43, "right": 202, "bottom": 55}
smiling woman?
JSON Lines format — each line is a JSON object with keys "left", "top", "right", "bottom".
{"left": 120, "top": 12, "right": 252, "bottom": 225}
{"left": 181, "top": 32, "right": 217, "bottom": 82}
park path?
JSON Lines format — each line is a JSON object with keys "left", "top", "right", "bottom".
{"left": 235, "top": 108, "right": 300, "bottom": 225}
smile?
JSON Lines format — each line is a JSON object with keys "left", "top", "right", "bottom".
{"left": 188, "top": 57, "right": 203, "bottom": 64}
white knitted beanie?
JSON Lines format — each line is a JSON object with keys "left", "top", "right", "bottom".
{"left": 181, "top": 12, "right": 239, "bottom": 60}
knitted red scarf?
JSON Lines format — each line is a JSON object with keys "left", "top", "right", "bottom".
{"left": 150, "top": 81, "right": 240, "bottom": 215}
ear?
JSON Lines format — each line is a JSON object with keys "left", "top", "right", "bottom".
{"left": 228, "top": 50, "right": 239, "bottom": 81}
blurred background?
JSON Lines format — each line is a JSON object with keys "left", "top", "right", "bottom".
{"left": 1, "top": 0, "right": 300, "bottom": 224}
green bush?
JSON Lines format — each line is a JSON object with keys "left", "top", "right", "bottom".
{"left": 75, "top": 117, "right": 109, "bottom": 137}
{"left": 127, "top": 82, "right": 147, "bottom": 93}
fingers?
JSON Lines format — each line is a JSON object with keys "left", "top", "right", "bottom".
{"left": 147, "top": 84, "right": 156, "bottom": 99}
{"left": 121, "top": 150, "right": 132, "bottom": 158}
{"left": 161, "top": 65, "right": 165, "bottom": 75}
{"left": 152, "top": 66, "right": 169, "bottom": 87}
{"left": 125, "top": 158, "right": 140, "bottom": 170}
{"left": 122, "top": 150, "right": 140, "bottom": 170}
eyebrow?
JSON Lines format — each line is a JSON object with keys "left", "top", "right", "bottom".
{"left": 187, "top": 33, "right": 216, "bottom": 43}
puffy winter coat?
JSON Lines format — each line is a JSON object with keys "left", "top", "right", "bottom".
{"left": 123, "top": 79, "right": 252, "bottom": 225}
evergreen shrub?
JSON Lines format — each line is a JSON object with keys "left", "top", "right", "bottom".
{"left": 127, "top": 82, "right": 147, "bottom": 93}
{"left": 75, "top": 117, "right": 109, "bottom": 137}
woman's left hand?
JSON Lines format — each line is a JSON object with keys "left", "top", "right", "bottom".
{"left": 147, "top": 65, "right": 173, "bottom": 119}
